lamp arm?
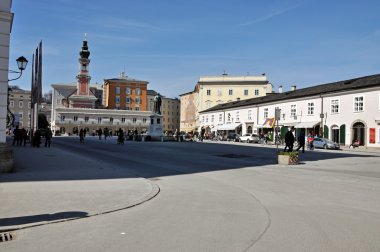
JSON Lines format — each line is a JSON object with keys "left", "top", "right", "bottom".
{"left": 8, "top": 70, "right": 23, "bottom": 82}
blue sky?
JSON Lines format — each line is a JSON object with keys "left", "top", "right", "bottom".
{"left": 9, "top": 0, "right": 380, "bottom": 98}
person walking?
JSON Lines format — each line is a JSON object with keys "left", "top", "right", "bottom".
{"left": 98, "top": 128, "right": 102, "bottom": 140}
{"left": 45, "top": 127, "right": 52, "bottom": 147}
{"left": 296, "top": 130, "right": 306, "bottom": 153}
{"left": 21, "top": 128, "right": 28, "bottom": 146}
{"left": 12, "top": 125, "right": 21, "bottom": 146}
{"left": 79, "top": 129, "right": 85, "bottom": 143}
{"left": 284, "top": 127, "right": 295, "bottom": 152}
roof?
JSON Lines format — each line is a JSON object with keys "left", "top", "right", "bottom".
{"left": 202, "top": 73, "right": 380, "bottom": 113}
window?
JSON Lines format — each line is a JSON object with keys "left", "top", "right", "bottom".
{"left": 244, "top": 89, "right": 248, "bottom": 96}
{"left": 98, "top": 117, "right": 102, "bottom": 124}
{"left": 206, "top": 116, "right": 208, "bottom": 123}
{"left": 19, "top": 112, "right": 23, "bottom": 119}
{"left": 10, "top": 101, "right": 14, "bottom": 107}
{"left": 115, "top": 87, "right": 120, "bottom": 94}
{"left": 227, "top": 113, "right": 231, "bottom": 122}
{"left": 217, "top": 89, "right": 222, "bottom": 96}
{"left": 291, "top": 104, "right": 297, "bottom": 118}
{"left": 255, "top": 89, "right": 259, "bottom": 96}
{"left": 125, "top": 106, "right": 130, "bottom": 110}
{"left": 61, "top": 116, "right": 65, "bottom": 122}
{"left": 133, "top": 118, "right": 137, "bottom": 123}
{"left": 115, "top": 96, "right": 120, "bottom": 103}
{"left": 110, "top": 117, "right": 113, "bottom": 123}
{"left": 143, "top": 118, "right": 147, "bottom": 123}
{"left": 264, "top": 108, "right": 268, "bottom": 118}
{"left": 74, "top": 116, "right": 78, "bottom": 122}
{"left": 28, "top": 102, "right": 31, "bottom": 108}
{"left": 308, "top": 102, "right": 314, "bottom": 115}
{"left": 229, "top": 89, "right": 233, "bottom": 96}
{"left": 81, "top": 64, "right": 87, "bottom": 71}
{"left": 202, "top": 116, "right": 205, "bottom": 124}
{"left": 354, "top": 96, "right": 364, "bottom": 112}
{"left": 206, "top": 101, "right": 212, "bottom": 109}
{"left": 236, "top": 111, "right": 240, "bottom": 122}
{"left": 126, "top": 97, "right": 130, "bottom": 103}
{"left": 85, "top": 117, "right": 89, "bottom": 122}
{"left": 206, "top": 89, "right": 211, "bottom": 95}
{"left": 211, "top": 115, "right": 214, "bottom": 122}
{"left": 136, "top": 88, "right": 141, "bottom": 95}
{"left": 248, "top": 110, "right": 252, "bottom": 120}
{"left": 19, "top": 101, "right": 23, "bottom": 108}
{"left": 219, "top": 113, "right": 223, "bottom": 122}
{"left": 135, "top": 107, "right": 140, "bottom": 111}
{"left": 331, "top": 99, "right": 339, "bottom": 114}
{"left": 121, "top": 118, "right": 126, "bottom": 123}
{"left": 135, "top": 97, "right": 141, "bottom": 104}
{"left": 126, "top": 88, "right": 131, "bottom": 94}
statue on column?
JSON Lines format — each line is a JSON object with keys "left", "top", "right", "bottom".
{"left": 154, "top": 93, "right": 162, "bottom": 115}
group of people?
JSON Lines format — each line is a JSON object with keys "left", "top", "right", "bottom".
{"left": 12, "top": 126, "right": 52, "bottom": 148}
{"left": 283, "top": 127, "right": 312, "bottom": 153}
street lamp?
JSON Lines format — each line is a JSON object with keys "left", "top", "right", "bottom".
{"left": 7, "top": 56, "right": 29, "bottom": 127}
{"left": 8, "top": 56, "right": 28, "bottom": 81}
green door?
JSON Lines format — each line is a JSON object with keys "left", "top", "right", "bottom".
{"left": 339, "top": 124, "right": 346, "bottom": 145}
{"left": 280, "top": 126, "right": 288, "bottom": 140}
{"left": 324, "top": 125, "right": 329, "bottom": 138}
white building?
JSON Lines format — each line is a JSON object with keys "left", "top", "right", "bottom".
{"left": 199, "top": 74, "right": 380, "bottom": 147}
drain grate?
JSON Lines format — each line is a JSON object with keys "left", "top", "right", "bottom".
{"left": 0, "top": 232, "right": 14, "bottom": 242}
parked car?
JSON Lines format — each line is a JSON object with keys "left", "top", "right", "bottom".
{"left": 227, "top": 133, "right": 240, "bottom": 142}
{"left": 312, "top": 138, "right": 340, "bottom": 150}
{"left": 238, "top": 133, "right": 260, "bottom": 143}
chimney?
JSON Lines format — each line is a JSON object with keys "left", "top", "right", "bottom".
{"left": 278, "top": 85, "right": 283, "bottom": 93}
{"left": 291, "top": 85, "right": 297, "bottom": 91}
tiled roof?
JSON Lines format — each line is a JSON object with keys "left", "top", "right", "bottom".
{"left": 202, "top": 73, "right": 380, "bottom": 113}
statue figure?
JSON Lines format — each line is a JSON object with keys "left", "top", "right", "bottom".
{"left": 154, "top": 93, "right": 162, "bottom": 115}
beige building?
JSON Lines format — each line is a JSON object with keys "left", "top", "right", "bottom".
{"left": 147, "top": 90, "right": 180, "bottom": 134}
{"left": 8, "top": 87, "right": 31, "bottom": 129}
{"left": 180, "top": 73, "right": 272, "bottom": 133}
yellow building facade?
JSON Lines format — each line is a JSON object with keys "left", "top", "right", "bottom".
{"left": 180, "top": 74, "right": 272, "bottom": 133}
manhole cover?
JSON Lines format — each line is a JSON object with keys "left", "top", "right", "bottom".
{"left": 216, "top": 154, "right": 251, "bottom": 158}
{"left": 0, "top": 232, "right": 15, "bottom": 242}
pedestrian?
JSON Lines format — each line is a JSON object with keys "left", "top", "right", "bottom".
{"left": 284, "top": 127, "right": 295, "bottom": 152}
{"left": 45, "top": 127, "right": 52, "bottom": 147}
{"left": 296, "top": 130, "right": 306, "bottom": 153}
{"left": 79, "top": 129, "right": 85, "bottom": 143}
{"left": 117, "top": 128, "right": 124, "bottom": 145}
{"left": 98, "top": 128, "right": 102, "bottom": 140}
{"left": 21, "top": 128, "right": 28, "bottom": 146}
{"left": 34, "top": 129, "right": 41, "bottom": 148}
{"left": 12, "top": 125, "right": 21, "bottom": 146}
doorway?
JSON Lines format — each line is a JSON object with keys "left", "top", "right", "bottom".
{"left": 331, "top": 125, "right": 339, "bottom": 143}
{"left": 352, "top": 122, "right": 365, "bottom": 146}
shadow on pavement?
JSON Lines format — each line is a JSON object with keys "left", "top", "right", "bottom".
{"left": 0, "top": 211, "right": 88, "bottom": 227}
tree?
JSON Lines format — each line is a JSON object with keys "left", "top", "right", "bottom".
{"left": 38, "top": 113, "right": 49, "bottom": 129}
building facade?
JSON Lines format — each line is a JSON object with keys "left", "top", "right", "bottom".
{"left": 0, "top": 0, "right": 12, "bottom": 143}
{"left": 51, "top": 37, "right": 156, "bottom": 136}
{"left": 179, "top": 91, "right": 196, "bottom": 134}
{"left": 199, "top": 74, "right": 380, "bottom": 148}
{"left": 180, "top": 73, "right": 272, "bottom": 133}
{"left": 147, "top": 90, "right": 180, "bottom": 134}
{"left": 8, "top": 87, "right": 31, "bottom": 129}
{"left": 103, "top": 72, "right": 148, "bottom": 111}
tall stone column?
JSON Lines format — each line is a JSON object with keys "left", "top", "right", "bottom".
{"left": 0, "top": 1, "right": 14, "bottom": 172}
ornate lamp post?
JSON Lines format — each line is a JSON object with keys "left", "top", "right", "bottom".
{"left": 7, "top": 56, "right": 28, "bottom": 127}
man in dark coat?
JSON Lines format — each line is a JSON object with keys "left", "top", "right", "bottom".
{"left": 284, "top": 127, "right": 295, "bottom": 152}
{"left": 296, "top": 130, "right": 306, "bottom": 153}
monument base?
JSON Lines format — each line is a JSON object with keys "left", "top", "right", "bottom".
{"left": 0, "top": 143, "right": 14, "bottom": 173}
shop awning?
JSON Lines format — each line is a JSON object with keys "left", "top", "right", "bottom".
{"left": 294, "top": 121, "right": 320, "bottom": 128}
{"left": 216, "top": 123, "right": 242, "bottom": 131}
{"left": 258, "top": 118, "right": 276, "bottom": 128}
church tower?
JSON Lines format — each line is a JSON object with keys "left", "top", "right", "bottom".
{"left": 69, "top": 34, "right": 97, "bottom": 108}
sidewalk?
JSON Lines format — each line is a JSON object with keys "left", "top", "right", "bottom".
{"left": 0, "top": 139, "right": 159, "bottom": 232}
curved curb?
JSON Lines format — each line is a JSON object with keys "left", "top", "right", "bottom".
{"left": 0, "top": 180, "right": 160, "bottom": 232}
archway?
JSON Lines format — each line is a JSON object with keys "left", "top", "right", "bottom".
{"left": 352, "top": 121, "right": 365, "bottom": 146}
{"left": 247, "top": 126, "right": 252, "bottom": 134}
{"left": 331, "top": 125, "right": 339, "bottom": 143}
